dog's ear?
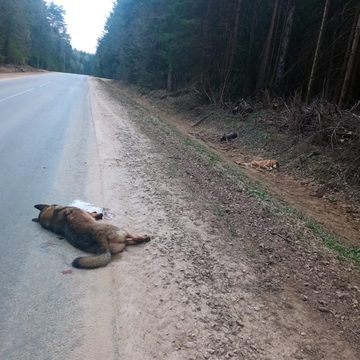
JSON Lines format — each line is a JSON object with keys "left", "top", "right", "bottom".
{"left": 34, "top": 204, "right": 48, "bottom": 211}
{"left": 90, "top": 212, "right": 103, "bottom": 220}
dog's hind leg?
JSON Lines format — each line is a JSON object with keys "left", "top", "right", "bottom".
{"left": 110, "top": 243, "right": 126, "bottom": 254}
{"left": 125, "top": 234, "right": 151, "bottom": 245}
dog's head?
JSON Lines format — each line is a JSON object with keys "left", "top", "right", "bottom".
{"left": 33, "top": 204, "right": 70, "bottom": 232}
{"left": 33, "top": 204, "right": 103, "bottom": 231}
{"left": 271, "top": 160, "right": 280, "bottom": 169}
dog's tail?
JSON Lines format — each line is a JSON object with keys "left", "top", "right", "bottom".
{"left": 235, "top": 160, "right": 251, "bottom": 167}
{"left": 72, "top": 251, "right": 111, "bottom": 269}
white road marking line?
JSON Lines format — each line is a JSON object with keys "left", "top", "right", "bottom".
{"left": 39, "top": 82, "right": 50, "bottom": 88}
{"left": 0, "top": 88, "right": 35, "bottom": 103}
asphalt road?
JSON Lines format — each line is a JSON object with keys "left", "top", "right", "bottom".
{"left": 0, "top": 73, "right": 109, "bottom": 359}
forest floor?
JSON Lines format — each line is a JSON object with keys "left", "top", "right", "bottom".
{"left": 91, "top": 78, "right": 360, "bottom": 359}
{"left": 126, "top": 87, "right": 360, "bottom": 250}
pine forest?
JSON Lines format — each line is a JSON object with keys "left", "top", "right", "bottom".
{"left": 96, "top": 0, "right": 360, "bottom": 106}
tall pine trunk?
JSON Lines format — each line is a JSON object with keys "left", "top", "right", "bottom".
{"left": 339, "top": 9, "right": 360, "bottom": 107}
{"left": 324, "top": 30, "right": 336, "bottom": 100}
{"left": 200, "top": 0, "right": 216, "bottom": 103}
{"left": 274, "top": 0, "right": 296, "bottom": 87}
{"left": 167, "top": 64, "right": 173, "bottom": 92}
{"left": 334, "top": 6, "right": 358, "bottom": 103}
{"left": 256, "top": 0, "right": 280, "bottom": 94}
{"left": 243, "top": 0, "right": 258, "bottom": 96}
{"left": 306, "top": 0, "right": 330, "bottom": 102}
{"left": 219, "top": 0, "right": 242, "bottom": 104}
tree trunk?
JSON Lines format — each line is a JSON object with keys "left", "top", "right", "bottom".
{"left": 334, "top": 6, "right": 357, "bottom": 103}
{"left": 306, "top": 0, "right": 330, "bottom": 103}
{"left": 324, "top": 30, "right": 336, "bottom": 99}
{"left": 256, "top": 0, "right": 280, "bottom": 94}
{"left": 274, "top": 0, "right": 296, "bottom": 87}
{"left": 200, "top": 0, "right": 214, "bottom": 103}
{"left": 167, "top": 64, "right": 173, "bottom": 92}
{"left": 200, "top": 1, "right": 211, "bottom": 77}
{"left": 268, "top": 0, "right": 283, "bottom": 87}
{"left": 219, "top": 0, "right": 243, "bottom": 104}
{"left": 243, "top": 0, "right": 258, "bottom": 96}
{"left": 339, "top": 9, "right": 360, "bottom": 107}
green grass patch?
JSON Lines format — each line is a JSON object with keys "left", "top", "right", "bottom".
{"left": 248, "top": 187, "right": 269, "bottom": 201}
{"left": 305, "top": 219, "right": 360, "bottom": 265}
{"left": 181, "top": 136, "right": 221, "bottom": 165}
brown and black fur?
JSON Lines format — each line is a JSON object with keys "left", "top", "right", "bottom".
{"left": 32, "top": 204, "right": 150, "bottom": 269}
{"left": 236, "top": 159, "right": 280, "bottom": 171}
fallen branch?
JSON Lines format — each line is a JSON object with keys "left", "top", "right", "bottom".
{"left": 191, "top": 113, "right": 213, "bottom": 127}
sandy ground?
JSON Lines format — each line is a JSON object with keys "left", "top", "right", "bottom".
{"left": 88, "top": 78, "right": 360, "bottom": 359}
{"left": 0, "top": 68, "right": 47, "bottom": 80}
{"left": 0, "top": 73, "right": 38, "bottom": 80}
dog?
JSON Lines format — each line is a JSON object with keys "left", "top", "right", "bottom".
{"left": 32, "top": 204, "right": 150, "bottom": 269}
{"left": 236, "top": 159, "right": 279, "bottom": 171}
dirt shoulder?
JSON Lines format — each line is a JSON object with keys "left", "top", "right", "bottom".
{"left": 0, "top": 65, "right": 47, "bottom": 80}
{"left": 89, "top": 77, "right": 360, "bottom": 359}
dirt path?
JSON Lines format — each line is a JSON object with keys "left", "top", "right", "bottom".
{"left": 89, "top": 78, "right": 360, "bottom": 359}
{"left": 0, "top": 69, "right": 47, "bottom": 80}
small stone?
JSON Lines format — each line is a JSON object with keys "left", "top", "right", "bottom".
{"left": 236, "top": 320, "right": 244, "bottom": 327}
{"left": 318, "top": 306, "right": 330, "bottom": 313}
{"left": 336, "top": 291, "right": 348, "bottom": 299}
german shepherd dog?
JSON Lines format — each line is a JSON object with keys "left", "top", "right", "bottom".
{"left": 32, "top": 204, "right": 150, "bottom": 269}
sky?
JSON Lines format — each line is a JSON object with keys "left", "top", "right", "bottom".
{"left": 48, "top": 0, "right": 114, "bottom": 54}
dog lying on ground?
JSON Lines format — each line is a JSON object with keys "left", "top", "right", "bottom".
{"left": 32, "top": 204, "right": 150, "bottom": 269}
{"left": 236, "top": 159, "right": 279, "bottom": 171}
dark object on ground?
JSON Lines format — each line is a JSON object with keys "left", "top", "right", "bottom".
{"left": 221, "top": 132, "right": 238, "bottom": 142}
{"left": 232, "top": 100, "right": 254, "bottom": 115}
